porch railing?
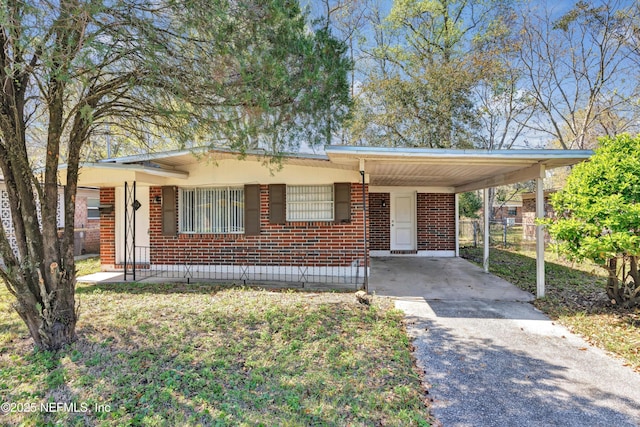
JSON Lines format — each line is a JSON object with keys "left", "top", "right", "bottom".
{"left": 126, "top": 246, "right": 365, "bottom": 289}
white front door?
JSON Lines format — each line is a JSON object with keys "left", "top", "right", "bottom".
{"left": 390, "top": 192, "right": 416, "bottom": 251}
{"left": 115, "top": 186, "right": 150, "bottom": 264}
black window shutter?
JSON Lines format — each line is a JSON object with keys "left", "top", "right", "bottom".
{"left": 269, "top": 184, "right": 286, "bottom": 224}
{"left": 161, "top": 186, "right": 177, "bottom": 236}
{"left": 334, "top": 183, "right": 351, "bottom": 223}
{"left": 244, "top": 184, "right": 261, "bottom": 235}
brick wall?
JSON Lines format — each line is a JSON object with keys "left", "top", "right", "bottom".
{"left": 492, "top": 206, "right": 522, "bottom": 223}
{"left": 100, "top": 188, "right": 115, "bottom": 266}
{"left": 146, "top": 184, "right": 368, "bottom": 267}
{"left": 369, "top": 193, "right": 390, "bottom": 250}
{"left": 417, "top": 193, "right": 455, "bottom": 251}
{"left": 369, "top": 192, "right": 455, "bottom": 252}
{"left": 83, "top": 219, "right": 101, "bottom": 253}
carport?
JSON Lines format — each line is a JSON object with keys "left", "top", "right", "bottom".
{"left": 325, "top": 147, "right": 592, "bottom": 297}
{"left": 369, "top": 256, "right": 534, "bottom": 301}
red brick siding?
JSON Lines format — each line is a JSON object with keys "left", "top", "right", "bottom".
{"left": 147, "top": 184, "right": 368, "bottom": 267}
{"left": 417, "top": 193, "right": 455, "bottom": 251}
{"left": 369, "top": 193, "right": 390, "bottom": 250}
{"left": 100, "top": 188, "right": 115, "bottom": 265}
{"left": 83, "top": 219, "right": 101, "bottom": 253}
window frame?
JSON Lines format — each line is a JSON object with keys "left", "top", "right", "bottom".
{"left": 87, "top": 197, "right": 100, "bottom": 219}
{"left": 179, "top": 186, "right": 245, "bottom": 234}
{"left": 286, "top": 184, "right": 334, "bottom": 222}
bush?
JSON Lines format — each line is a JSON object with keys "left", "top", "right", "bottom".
{"left": 546, "top": 134, "right": 640, "bottom": 307}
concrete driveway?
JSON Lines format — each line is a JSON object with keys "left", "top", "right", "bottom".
{"left": 370, "top": 257, "right": 640, "bottom": 427}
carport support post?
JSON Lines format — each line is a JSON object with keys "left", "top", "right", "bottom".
{"left": 360, "top": 159, "right": 368, "bottom": 293}
{"left": 483, "top": 187, "right": 490, "bottom": 273}
{"left": 454, "top": 193, "right": 460, "bottom": 257}
{"left": 536, "top": 171, "right": 546, "bottom": 298}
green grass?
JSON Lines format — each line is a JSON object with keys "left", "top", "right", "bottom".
{"left": 76, "top": 256, "right": 101, "bottom": 277}
{"left": 461, "top": 246, "right": 640, "bottom": 372}
{"left": 0, "top": 258, "right": 431, "bottom": 426}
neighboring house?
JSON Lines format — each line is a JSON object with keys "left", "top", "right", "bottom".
{"left": 522, "top": 190, "right": 556, "bottom": 241}
{"left": 492, "top": 197, "right": 523, "bottom": 225}
{"left": 74, "top": 187, "right": 101, "bottom": 255}
{"left": 67, "top": 146, "right": 590, "bottom": 286}
{"left": 0, "top": 182, "right": 99, "bottom": 257}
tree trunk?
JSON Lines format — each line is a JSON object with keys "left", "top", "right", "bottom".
{"left": 605, "top": 257, "right": 623, "bottom": 304}
{"left": 11, "top": 270, "right": 77, "bottom": 350}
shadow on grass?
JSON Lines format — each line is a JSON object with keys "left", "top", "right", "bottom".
{"left": 3, "top": 293, "right": 427, "bottom": 426}
{"left": 76, "top": 281, "right": 355, "bottom": 297}
{"left": 460, "top": 246, "right": 607, "bottom": 305}
{"left": 75, "top": 281, "right": 231, "bottom": 296}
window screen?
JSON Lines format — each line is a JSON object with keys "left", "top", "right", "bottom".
{"left": 286, "top": 185, "right": 333, "bottom": 221}
{"left": 179, "top": 187, "right": 244, "bottom": 233}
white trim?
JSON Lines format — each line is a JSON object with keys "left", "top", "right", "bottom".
{"left": 369, "top": 186, "right": 455, "bottom": 194}
{"left": 148, "top": 264, "right": 368, "bottom": 282}
{"left": 536, "top": 173, "right": 546, "bottom": 298}
{"left": 370, "top": 250, "right": 455, "bottom": 257}
{"left": 286, "top": 184, "right": 334, "bottom": 222}
{"left": 418, "top": 250, "right": 455, "bottom": 257}
{"left": 483, "top": 188, "right": 490, "bottom": 273}
{"left": 115, "top": 186, "right": 150, "bottom": 264}
{"left": 370, "top": 250, "right": 390, "bottom": 257}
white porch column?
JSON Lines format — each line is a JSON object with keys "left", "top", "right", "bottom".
{"left": 483, "top": 187, "right": 490, "bottom": 273}
{"left": 454, "top": 193, "right": 460, "bottom": 257}
{"left": 536, "top": 169, "right": 546, "bottom": 298}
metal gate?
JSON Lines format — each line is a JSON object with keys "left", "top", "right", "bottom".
{"left": 124, "top": 181, "right": 141, "bottom": 280}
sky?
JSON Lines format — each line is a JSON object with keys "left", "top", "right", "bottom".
{"left": 299, "top": 0, "right": 639, "bottom": 151}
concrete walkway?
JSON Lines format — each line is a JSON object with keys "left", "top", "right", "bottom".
{"left": 371, "top": 257, "right": 640, "bottom": 427}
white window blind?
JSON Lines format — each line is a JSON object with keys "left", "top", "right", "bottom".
{"left": 286, "top": 185, "right": 333, "bottom": 221}
{"left": 179, "top": 187, "right": 244, "bottom": 233}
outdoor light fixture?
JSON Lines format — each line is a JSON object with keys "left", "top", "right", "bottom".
{"left": 154, "top": 195, "right": 162, "bottom": 204}
{"left": 381, "top": 200, "right": 387, "bottom": 207}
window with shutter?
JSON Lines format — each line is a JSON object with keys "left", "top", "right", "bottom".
{"left": 286, "top": 185, "right": 334, "bottom": 221}
{"left": 179, "top": 187, "right": 244, "bottom": 233}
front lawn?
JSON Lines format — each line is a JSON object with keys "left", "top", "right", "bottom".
{"left": 461, "top": 247, "right": 640, "bottom": 372}
{"left": 0, "top": 265, "right": 431, "bottom": 426}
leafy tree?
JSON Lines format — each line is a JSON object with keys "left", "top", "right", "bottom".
{"left": 350, "top": 0, "right": 516, "bottom": 148}
{"left": 546, "top": 134, "right": 640, "bottom": 307}
{"left": 0, "top": 0, "right": 350, "bottom": 350}
{"left": 459, "top": 192, "right": 482, "bottom": 219}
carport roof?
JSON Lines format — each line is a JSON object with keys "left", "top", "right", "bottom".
{"left": 67, "top": 145, "right": 592, "bottom": 191}
{"left": 325, "top": 146, "right": 593, "bottom": 192}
